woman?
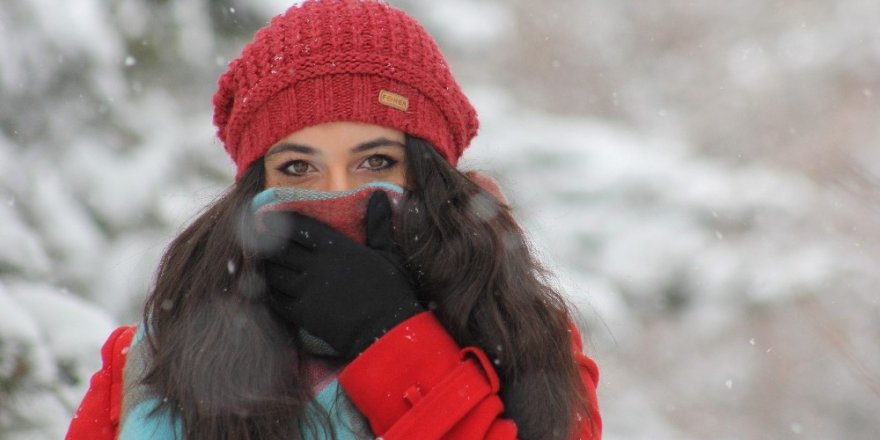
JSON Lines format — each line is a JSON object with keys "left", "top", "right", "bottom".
{"left": 66, "top": 1, "right": 601, "bottom": 439}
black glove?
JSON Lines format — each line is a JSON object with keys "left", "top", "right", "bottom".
{"left": 258, "top": 191, "right": 423, "bottom": 361}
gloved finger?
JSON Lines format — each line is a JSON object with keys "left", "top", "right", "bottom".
{"left": 264, "top": 262, "right": 306, "bottom": 299}
{"left": 265, "top": 286, "right": 306, "bottom": 327}
{"left": 263, "top": 238, "right": 320, "bottom": 271}
{"left": 284, "top": 212, "right": 358, "bottom": 252}
{"left": 365, "top": 190, "right": 394, "bottom": 253}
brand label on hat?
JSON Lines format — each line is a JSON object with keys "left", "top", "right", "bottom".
{"left": 379, "top": 90, "right": 409, "bottom": 112}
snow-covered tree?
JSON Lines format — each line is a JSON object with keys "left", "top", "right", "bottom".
{"left": 1, "top": 1, "right": 877, "bottom": 439}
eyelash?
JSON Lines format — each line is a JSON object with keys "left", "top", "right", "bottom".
{"left": 276, "top": 155, "right": 399, "bottom": 177}
{"left": 362, "top": 155, "right": 398, "bottom": 171}
{"left": 276, "top": 160, "right": 312, "bottom": 177}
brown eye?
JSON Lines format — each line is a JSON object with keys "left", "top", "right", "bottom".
{"left": 280, "top": 160, "right": 313, "bottom": 176}
{"left": 363, "top": 155, "right": 396, "bottom": 170}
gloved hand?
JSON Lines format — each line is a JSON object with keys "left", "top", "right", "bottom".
{"left": 257, "top": 191, "right": 423, "bottom": 361}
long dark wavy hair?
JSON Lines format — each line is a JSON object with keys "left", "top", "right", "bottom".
{"left": 142, "top": 136, "right": 594, "bottom": 439}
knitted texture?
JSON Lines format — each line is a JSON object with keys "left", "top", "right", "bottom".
{"left": 214, "top": 0, "right": 479, "bottom": 180}
{"left": 250, "top": 182, "right": 405, "bottom": 245}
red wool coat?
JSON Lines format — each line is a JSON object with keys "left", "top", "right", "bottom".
{"left": 65, "top": 312, "right": 601, "bottom": 439}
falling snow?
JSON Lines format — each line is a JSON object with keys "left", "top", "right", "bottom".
{"left": 1, "top": 0, "right": 879, "bottom": 439}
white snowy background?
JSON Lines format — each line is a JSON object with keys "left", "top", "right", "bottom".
{"left": 1, "top": 0, "right": 878, "bottom": 438}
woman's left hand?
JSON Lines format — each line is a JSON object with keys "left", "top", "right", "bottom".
{"left": 256, "top": 191, "right": 424, "bottom": 361}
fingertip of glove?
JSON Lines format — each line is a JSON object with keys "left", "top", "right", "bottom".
{"left": 366, "top": 191, "right": 394, "bottom": 250}
{"left": 368, "top": 192, "right": 392, "bottom": 221}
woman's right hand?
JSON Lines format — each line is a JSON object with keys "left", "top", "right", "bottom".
{"left": 255, "top": 191, "right": 424, "bottom": 361}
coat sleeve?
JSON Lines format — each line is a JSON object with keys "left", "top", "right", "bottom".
{"left": 65, "top": 325, "right": 136, "bottom": 440}
{"left": 338, "top": 311, "right": 602, "bottom": 439}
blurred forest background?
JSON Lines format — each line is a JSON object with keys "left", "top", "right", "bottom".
{"left": 1, "top": 0, "right": 878, "bottom": 438}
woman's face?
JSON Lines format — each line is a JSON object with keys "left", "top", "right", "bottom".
{"left": 263, "top": 121, "right": 407, "bottom": 191}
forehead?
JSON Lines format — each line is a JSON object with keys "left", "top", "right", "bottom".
{"left": 275, "top": 121, "right": 405, "bottom": 151}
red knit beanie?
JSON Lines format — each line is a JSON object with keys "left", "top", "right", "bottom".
{"left": 213, "top": 0, "right": 479, "bottom": 180}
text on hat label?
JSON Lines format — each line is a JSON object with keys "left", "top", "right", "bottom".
{"left": 378, "top": 90, "right": 410, "bottom": 112}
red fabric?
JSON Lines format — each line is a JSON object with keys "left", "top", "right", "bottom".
{"left": 339, "top": 311, "right": 602, "bottom": 439}
{"left": 66, "top": 315, "right": 601, "bottom": 439}
{"left": 255, "top": 185, "right": 405, "bottom": 244}
{"left": 213, "top": 0, "right": 479, "bottom": 180}
{"left": 65, "top": 325, "right": 136, "bottom": 440}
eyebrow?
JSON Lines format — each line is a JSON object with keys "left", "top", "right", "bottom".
{"left": 266, "top": 137, "right": 405, "bottom": 157}
{"left": 352, "top": 138, "right": 405, "bottom": 153}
